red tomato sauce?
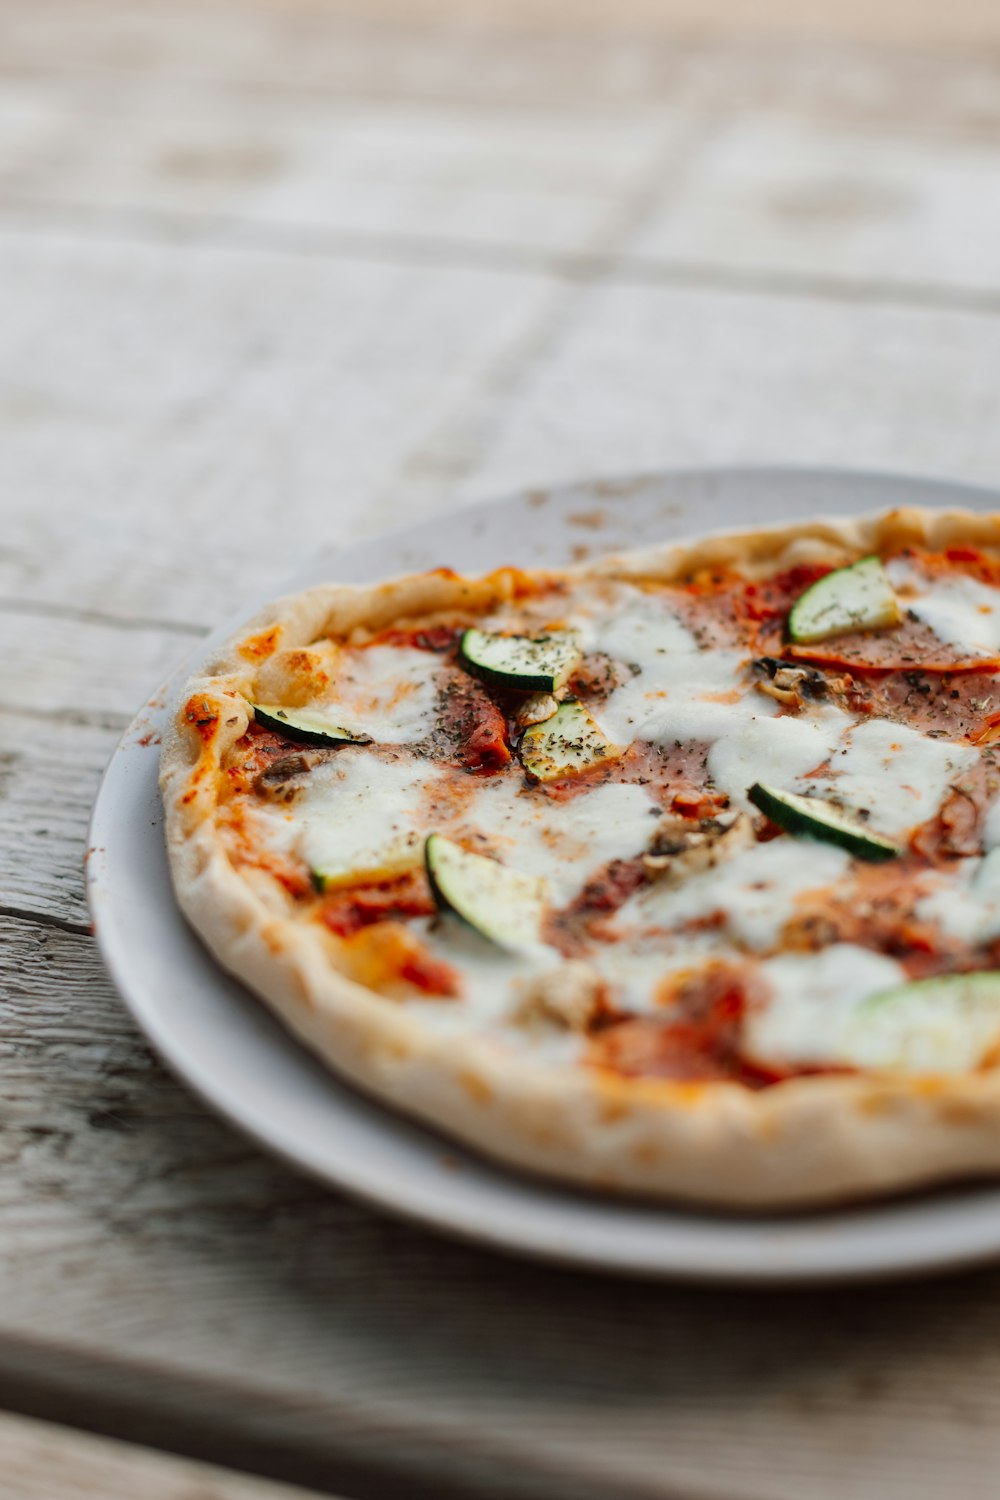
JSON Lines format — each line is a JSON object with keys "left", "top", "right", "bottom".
{"left": 588, "top": 964, "right": 784, "bottom": 1088}
{"left": 430, "top": 673, "right": 512, "bottom": 772}
{"left": 534, "top": 739, "right": 716, "bottom": 810}
{"left": 319, "top": 871, "right": 436, "bottom": 937}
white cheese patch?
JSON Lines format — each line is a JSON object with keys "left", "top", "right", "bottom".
{"left": 707, "top": 708, "right": 848, "bottom": 810}
{"left": 413, "top": 916, "right": 566, "bottom": 1034}
{"left": 481, "top": 579, "right": 676, "bottom": 657}
{"left": 588, "top": 933, "right": 730, "bottom": 1015}
{"left": 917, "top": 849, "right": 1000, "bottom": 946}
{"left": 453, "top": 777, "right": 660, "bottom": 908}
{"left": 744, "top": 946, "right": 907, "bottom": 1068}
{"left": 240, "top": 800, "right": 302, "bottom": 859}
{"left": 803, "top": 718, "right": 978, "bottom": 838}
{"left": 555, "top": 584, "right": 754, "bottom": 746}
{"left": 590, "top": 588, "right": 700, "bottom": 669}
{"left": 888, "top": 557, "right": 1000, "bottom": 657}
{"left": 320, "top": 645, "right": 441, "bottom": 743}
{"left": 984, "top": 796, "right": 1000, "bottom": 851}
{"left": 292, "top": 750, "right": 441, "bottom": 882}
{"left": 597, "top": 648, "right": 764, "bottom": 745}
{"left": 276, "top": 748, "right": 660, "bottom": 907}
{"left": 749, "top": 941, "right": 1000, "bottom": 1077}
{"left": 617, "top": 837, "right": 851, "bottom": 952}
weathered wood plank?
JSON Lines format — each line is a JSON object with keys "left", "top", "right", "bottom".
{"left": 0, "top": 709, "right": 120, "bottom": 928}
{"left": 0, "top": 227, "right": 564, "bottom": 625}
{"left": 8, "top": 3, "right": 1000, "bottom": 1496}
{"left": 6, "top": 0, "right": 1000, "bottom": 102}
{"left": 5, "top": 911, "right": 1000, "bottom": 1500}
{"left": 1, "top": 608, "right": 195, "bottom": 721}
{"left": 4, "top": 11, "right": 1000, "bottom": 639}
{"left": 385, "top": 276, "right": 1000, "bottom": 520}
{"left": 632, "top": 111, "right": 1000, "bottom": 297}
{"left": 7, "top": 228, "right": 1000, "bottom": 633}
{"left": 0, "top": 77, "right": 668, "bottom": 260}
{"left": 0, "top": 1409, "right": 332, "bottom": 1500}
{"left": 6, "top": 35, "right": 1000, "bottom": 305}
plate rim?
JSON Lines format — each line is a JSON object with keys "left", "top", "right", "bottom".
{"left": 87, "top": 462, "right": 1000, "bottom": 1283}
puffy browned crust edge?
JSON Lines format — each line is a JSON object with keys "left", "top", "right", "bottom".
{"left": 160, "top": 505, "right": 1000, "bottom": 1209}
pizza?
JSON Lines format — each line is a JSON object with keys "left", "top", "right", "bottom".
{"left": 161, "top": 505, "right": 1000, "bottom": 1209}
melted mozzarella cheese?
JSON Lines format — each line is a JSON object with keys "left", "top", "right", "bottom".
{"left": 888, "top": 558, "right": 1000, "bottom": 656}
{"left": 589, "top": 588, "right": 699, "bottom": 668}
{"left": 707, "top": 708, "right": 847, "bottom": 810}
{"left": 554, "top": 584, "right": 755, "bottom": 745}
{"left": 412, "top": 917, "right": 568, "bottom": 1035}
{"left": 482, "top": 579, "right": 677, "bottom": 657}
{"left": 588, "top": 933, "right": 729, "bottom": 1014}
{"left": 320, "top": 645, "right": 441, "bottom": 743}
{"left": 616, "top": 838, "right": 850, "bottom": 952}
{"left": 744, "top": 946, "right": 907, "bottom": 1067}
{"left": 447, "top": 777, "right": 660, "bottom": 907}
{"left": 597, "top": 648, "right": 764, "bottom": 745}
{"left": 292, "top": 750, "right": 441, "bottom": 880}
{"left": 803, "top": 719, "right": 978, "bottom": 837}
{"left": 268, "top": 748, "right": 660, "bottom": 907}
{"left": 983, "top": 795, "right": 1000, "bottom": 851}
{"left": 917, "top": 850, "right": 1000, "bottom": 946}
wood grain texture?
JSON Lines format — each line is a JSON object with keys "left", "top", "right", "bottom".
{"left": 0, "top": 82, "right": 670, "bottom": 259}
{"left": 0, "top": 227, "right": 566, "bottom": 624}
{"left": 0, "top": 1410, "right": 330, "bottom": 1500}
{"left": 4, "top": 19, "right": 1000, "bottom": 631}
{"left": 7, "top": 27, "right": 1000, "bottom": 297}
{"left": 7, "top": 235, "right": 1000, "bottom": 630}
{"left": 7, "top": 0, "right": 1000, "bottom": 1496}
{"left": 0, "top": 709, "right": 116, "bottom": 929}
{"left": 8, "top": 0, "right": 1000, "bottom": 104}
{"left": 7, "top": 910, "right": 1000, "bottom": 1500}
{"left": 392, "top": 281, "right": 1000, "bottom": 524}
{"left": 0, "top": 607, "right": 196, "bottom": 720}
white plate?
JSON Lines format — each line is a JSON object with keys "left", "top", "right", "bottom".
{"left": 88, "top": 466, "right": 1000, "bottom": 1283}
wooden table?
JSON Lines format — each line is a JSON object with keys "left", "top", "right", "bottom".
{"left": 7, "top": 1, "right": 1000, "bottom": 1495}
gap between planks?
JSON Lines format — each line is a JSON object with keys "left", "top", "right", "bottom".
{"left": 8, "top": 200, "right": 1000, "bottom": 322}
{"left": 0, "top": 596, "right": 208, "bottom": 636}
{"left": 0, "top": 1407, "right": 334, "bottom": 1500}
{"left": 5, "top": 912, "right": 1000, "bottom": 1500}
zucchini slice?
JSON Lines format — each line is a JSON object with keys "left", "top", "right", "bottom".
{"left": 252, "top": 703, "right": 372, "bottom": 748}
{"left": 425, "top": 834, "right": 548, "bottom": 949}
{"left": 788, "top": 556, "right": 902, "bottom": 644}
{"left": 841, "top": 971, "right": 1000, "bottom": 1075}
{"left": 459, "top": 628, "right": 581, "bottom": 693}
{"left": 519, "top": 698, "right": 623, "bottom": 782}
{"left": 747, "top": 783, "right": 900, "bottom": 861}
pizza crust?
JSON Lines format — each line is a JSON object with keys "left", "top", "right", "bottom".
{"left": 160, "top": 505, "right": 1000, "bottom": 1209}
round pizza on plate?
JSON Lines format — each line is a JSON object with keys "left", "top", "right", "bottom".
{"left": 161, "top": 506, "right": 1000, "bottom": 1209}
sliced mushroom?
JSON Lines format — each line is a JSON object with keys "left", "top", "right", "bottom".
{"left": 513, "top": 961, "right": 606, "bottom": 1031}
{"left": 253, "top": 749, "right": 322, "bottom": 802}
{"left": 642, "top": 810, "right": 753, "bottom": 883}
{"left": 515, "top": 691, "right": 559, "bottom": 729}
{"left": 752, "top": 657, "right": 829, "bottom": 711}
